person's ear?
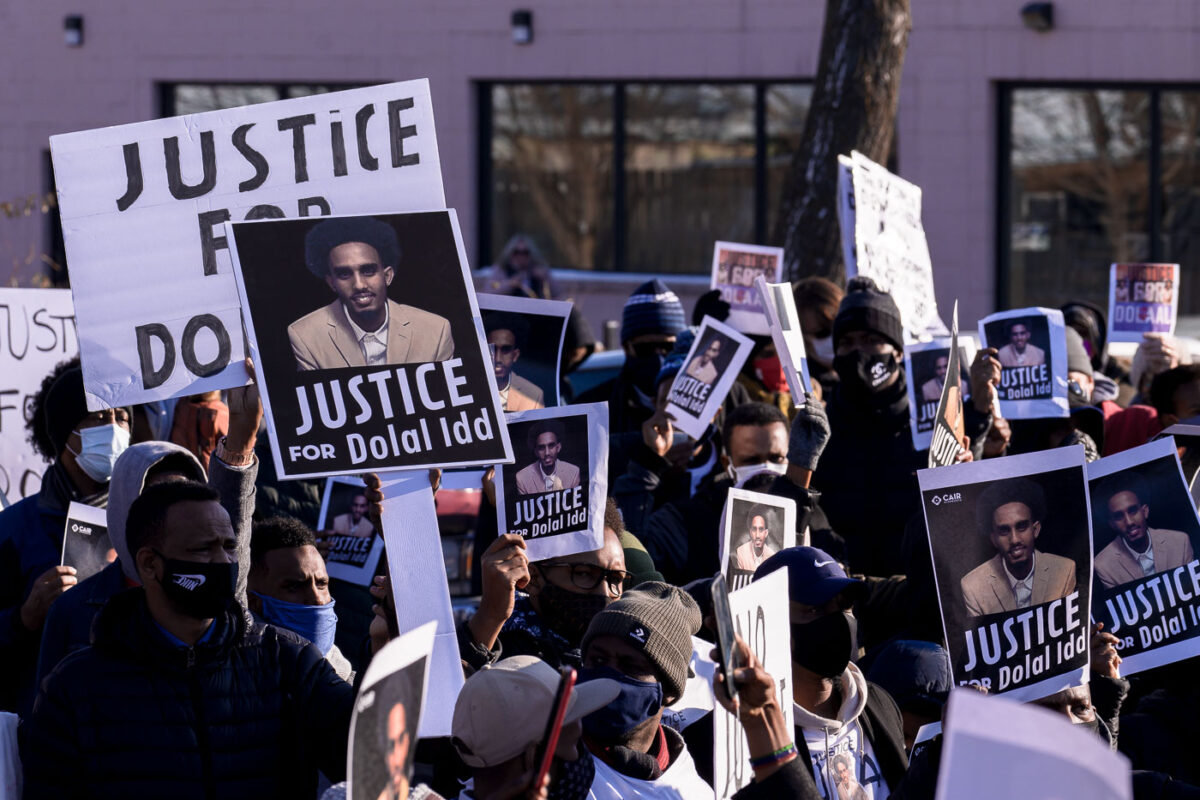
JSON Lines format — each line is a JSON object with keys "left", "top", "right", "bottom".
{"left": 135, "top": 546, "right": 160, "bottom": 585}
{"left": 1031, "top": 520, "right": 1042, "bottom": 541}
{"left": 384, "top": 266, "right": 394, "bottom": 286}
{"left": 1143, "top": 503, "right": 1151, "bottom": 522}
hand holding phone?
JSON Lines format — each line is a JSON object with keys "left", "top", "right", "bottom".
{"left": 710, "top": 574, "right": 740, "bottom": 704}
{"left": 532, "top": 666, "right": 576, "bottom": 792}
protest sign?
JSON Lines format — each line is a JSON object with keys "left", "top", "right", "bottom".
{"left": 713, "top": 568, "right": 793, "bottom": 800}
{"left": 910, "top": 721, "right": 941, "bottom": 762}
{"left": 906, "top": 337, "right": 973, "bottom": 456}
{"left": 0, "top": 289, "right": 77, "bottom": 503}
{"left": 920, "top": 447, "right": 1092, "bottom": 701}
{"left": 477, "top": 294, "right": 571, "bottom": 410}
{"left": 380, "top": 474, "right": 462, "bottom": 738}
{"left": 665, "top": 316, "right": 753, "bottom": 440}
{"left": 718, "top": 488, "right": 797, "bottom": 591}
{"left": 1108, "top": 262, "right": 1179, "bottom": 343}
{"left": 837, "top": 154, "right": 857, "bottom": 276}
{"left": 1156, "top": 423, "right": 1200, "bottom": 507}
{"left": 754, "top": 276, "right": 812, "bottom": 406}
{"left": 1086, "top": 438, "right": 1200, "bottom": 675}
{"left": 494, "top": 402, "right": 608, "bottom": 562}
{"left": 664, "top": 637, "right": 717, "bottom": 730}
{"left": 710, "top": 242, "right": 784, "bottom": 336}
{"left": 229, "top": 210, "right": 511, "bottom": 479}
{"left": 936, "top": 689, "right": 1132, "bottom": 800}
{"left": 51, "top": 80, "right": 445, "bottom": 412}
{"left": 60, "top": 501, "right": 113, "bottom": 582}
{"left": 978, "top": 307, "right": 1069, "bottom": 420}
{"left": 849, "top": 150, "right": 946, "bottom": 339}
{"left": 347, "top": 619, "right": 435, "bottom": 800}
{"left": 317, "top": 476, "right": 384, "bottom": 586}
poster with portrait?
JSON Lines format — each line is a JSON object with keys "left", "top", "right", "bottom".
{"left": 978, "top": 307, "right": 1069, "bottom": 420}
{"left": 49, "top": 80, "right": 445, "bottom": 412}
{"left": 347, "top": 620, "right": 435, "bottom": 800}
{"left": 906, "top": 336, "right": 974, "bottom": 454}
{"left": 380, "top": 474, "right": 463, "bottom": 737}
{"left": 1086, "top": 438, "right": 1200, "bottom": 675}
{"left": 494, "top": 402, "right": 609, "bottom": 562}
{"left": 919, "top": 447, "right": 1092, "bottom": 701}
{"left": 936, "top": 690, "right": 1132, "bottom": 800}
{"left": 718, "top": 488, "right": 797, "bottom": 591}
{"left": 228, "top": 210, "right": 512, "bottom": 479}
{"left": 710, "top": 242, "right": 784, "bottom": 336}
{"left": 754, "top": 276, "right": 812, "bottom": 406}
{"left": 1156, "top": 423, "right": 1200, "bottom": 507}
{"left": 1108, "top": 263, "right": 1179, "bottom": 343}
{"left": 317, "top": 476, "right": 385, "bottom": 586}
{"left": 477, "top": 294, "right": 571, "bottom": 411}
{"left": 713, "top": 568, "right": 794, "bottom": 800}
{"left": 665, "top": 316, "right": 754, "bottom": 441}
{"left": 0, "top": 289, "right": 77, "bottom": 504}
{"left": 59, "top": 501, "right": 113, "bottom": 582}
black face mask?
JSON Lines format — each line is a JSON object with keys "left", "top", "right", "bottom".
{"left": 156, "top": 552, "right": 237, "bottom": 620}
{"left": 792, "top": 611, "right": 857, "bottom": 678}
{"left": 535, "top": 582, "right": 609, "bottom": 646}
{"left": 623, "top": 353, "right": 665, "bottom": 404}
{"left": 546, "top": 742, "right": 596, "bottom": 800}
{"left": 834, "top": 349, "right": 899, "bottom": 395}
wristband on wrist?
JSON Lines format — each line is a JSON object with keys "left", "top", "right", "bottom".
{"left": 748, "top": 742, "right": 797, "bottom": 769}
{"left": 215, "top": 436, "right": 254, "bottom": 467}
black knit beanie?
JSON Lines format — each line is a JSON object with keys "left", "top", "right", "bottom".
{"left": 832, "top": 276, "right": 905, "bottom": 352}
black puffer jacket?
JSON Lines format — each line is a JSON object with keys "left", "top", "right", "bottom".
{"left": 20, "top": 588, "right": 354, "bottom": 799}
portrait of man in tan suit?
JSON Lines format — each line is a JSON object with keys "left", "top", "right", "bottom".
{"left": 332, "top": 493, "right": 375, "bottom": 538}
{"left": 685, "top": 336, "right": 722, "bottom": 385}
{"left": 921, "top": 354, "right": 948, "bottom": 402}
{"left": 961, "top": 478, "right": 1077, "bottom": 617}
{"left": 289, "top": 217, "right": 454, "bottom": 371}
{"left": 515, "top": 419, "right": 581, "bottom": 494}
{"left": 733, "top": 503, "right": 778, "bottom": 571}
{"left": 484, "top": 312, "right": 544, "bottom": 412}
{"left": 1094, "top": 478, "right": 1195, "bottom": 590}
{"left": 995, "top": 320, "right": 1045, "bottom": 368}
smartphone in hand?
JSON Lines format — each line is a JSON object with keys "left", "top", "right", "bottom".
{"left": 710, "top": 573, "right": 740, "bottom": 703}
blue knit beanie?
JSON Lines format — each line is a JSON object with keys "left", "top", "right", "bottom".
{"left": 622, "top": 280, "right": 686, "bottom": 343}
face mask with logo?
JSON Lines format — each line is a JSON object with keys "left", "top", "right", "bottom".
{"left": 578, "top": 665, "right": 665, "bottom": 741}
{"left": 156, "top": 553, "right": 237, "bottom": 620}
{"left": 791, "top": 611, "right": 858, "bottom": 678}
{"left": 833, "top": 350, "right": 898, "bottom": 395}
{"left": 729, "top": 461, "right": 787, "bottom": 488}
{"left": 68, "top": 423, "right": 130, "bottom": 483}
{"left": 253, "top": 592, "right": 338, "bottom": 655}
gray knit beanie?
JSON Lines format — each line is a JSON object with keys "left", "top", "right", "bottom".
{"left": 580, "top": 581, "right": 701, "bottom": 699}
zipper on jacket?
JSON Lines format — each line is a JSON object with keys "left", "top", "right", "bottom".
{"left": 186, "top": 647, "right": 216, "bottom": 800}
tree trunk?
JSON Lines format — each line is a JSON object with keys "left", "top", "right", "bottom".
{"left": 772, "top": 0, "right": 912, "bottom": 283}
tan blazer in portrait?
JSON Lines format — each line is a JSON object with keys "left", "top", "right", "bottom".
{"left": 288, "top": 299, "right": 454, "bottom": 371}
{"left": 515, "top": 460, "right": 581, "bottom": 494}
{"left": 921, "top": 378, "right": 944, "bottom": 402}
{"left": 734, "top": 540, "right": 777, "bottom": 571}
{"left": 996, "top": 343, "right": 1045, "bottom": 368}
{"left": 960, "top": 551, "right": 1076, "bottom": 617}
{"left": 1094, "top": 528, "right": 1195, "bottom": 590}
{"left": 504, "top": 372, "right": 545, "bottom": 412}
{"left": 332, "top": 513, "right": 375, "bottom": 538}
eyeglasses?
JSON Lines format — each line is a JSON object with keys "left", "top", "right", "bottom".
{"left": 539, "top": 562, "right": 630, "bottom": 595}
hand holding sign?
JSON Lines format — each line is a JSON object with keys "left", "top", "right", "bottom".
{"left": 469, "top": 533, "right": 530, "bottom": 650}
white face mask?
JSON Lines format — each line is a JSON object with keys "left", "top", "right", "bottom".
{"left": 810, "top": 336, "right": 835, "bottom": 364}
{"left": 68, "top": 423, "right": 130, "bottom": 483}
{"left": 730, "top": 460, "right": 787, "bottom": 488}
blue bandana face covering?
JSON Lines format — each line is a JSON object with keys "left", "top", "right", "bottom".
{"left": 578, "top": 665, "right": 664, "bottom": 740}
{"left": 253, "top": 593, "right": 338, "bottom": 655}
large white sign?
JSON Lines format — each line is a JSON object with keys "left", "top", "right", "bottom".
{"left": 0, "top": 289, "right": 77, "bottom": 503}
{"left": 50, "top": 80, "right": 445, "bottom": 410}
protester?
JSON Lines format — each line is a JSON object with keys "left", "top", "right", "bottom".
{"left": 577, "top": 279, "right": 686, "bottom": 434}
{"left": 1061, "top": 301, "right": 1129, "bottom": 404}
{"left": 863, "top": 640, "right": 950, "bottom": 752}
{"left": 578, "top": 580, "right": 711, "bottom": 796}
{"left": 1150, "top": 364, "right": 1200, "bottom": 429}
{"left": 1132, "top": 333, "right": 1192, "bottom": 402}
{"left": 795, "top": 277, "right": 844, "bottom": 399}
{"left": 20, "top": 480, "right": 354, "bottom": 798}
{"left": 249, "top": 515, "right": 353, "bottom": 681}
{"left": 483, "top": 234, "right": 559, "bottom": 301}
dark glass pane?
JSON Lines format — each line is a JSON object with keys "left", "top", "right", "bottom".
{"left": 625, "top": 84, "right": 756, "bottom": 274}
{"left": 1007, "top": 89, "right": 1150, "bottom": 310}
{"left": 1161, "top": 91, "right": 1200, "bottom": 318}
{"left": 765, "top": 84, "right": 813, "bottom": 232}
{"left": 170, "top": 84, "right": 281, "bottom": 115}
{"left": 490, "top": 84, "right": 615, "bottom": 269}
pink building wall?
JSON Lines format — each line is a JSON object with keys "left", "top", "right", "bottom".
{"left": 2, "top": 0, "right": 1198, "bottom": 329}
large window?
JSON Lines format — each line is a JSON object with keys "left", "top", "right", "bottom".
{"left": 1001, "top": 85, "right": 1200, "bottom": 322}
{"left": 161, "top": 83, "right": 357, "bottom": 117}
{"left": 482, "top": 81, "right": 812, "bottom": 274}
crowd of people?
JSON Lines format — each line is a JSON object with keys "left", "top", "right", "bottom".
{"left": 6, "top": 245, "right": 1200, "bottom": 800}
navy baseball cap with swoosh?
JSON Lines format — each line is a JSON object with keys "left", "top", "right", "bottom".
{"left": 752, "top": 546, "right": 865, "bottom": 606}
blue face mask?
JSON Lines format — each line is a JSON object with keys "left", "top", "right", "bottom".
{"left": 252, "top": 593, "right": 338, "bottom": 655}
{"left": 578, "top": 665, "right": 664, "bottom": 742}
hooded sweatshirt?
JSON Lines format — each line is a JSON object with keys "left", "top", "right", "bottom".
{"left": 793, "top": 663, "right": 890, "bottom": 800}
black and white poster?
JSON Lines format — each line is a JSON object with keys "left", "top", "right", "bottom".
{"left": 978, "top": 307, "right": 1069, "bottom": 420}
{"left": 494, "top": 403, "right": 609, "bottom": 562}
{"left": 49, "top": 80, "right": 445, "bottom": 411}
{"left": 1087, "top": 438, "right": 1200, "bottom": 675}
{"left": 60, "top": 501, "right": 113, "bottom": 582}
{"left": 477, "top": 293, "right": 571, "bottom": 411}
{"left": 906, "top": 337, "right": 973, "bottom": 453}
{"left": 317, "top": 476, "right": 384, "bottom": 586}
{"left": 718, "top": 488, "right": 797, "bottom": 592}
{"left": 665, "top": 316, "right": 754, "bottom": 441}
{"left": 228, "top": 210, "right": 512, "bottom": 479}
{"left": 347, "top": 620, "right": 435, "bottom": 800}
{"left": 754, "top": 276, "right": 812, "bottom": 406}
{"left": 920, "top": 447, "right": 1092, "bottom": 701}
